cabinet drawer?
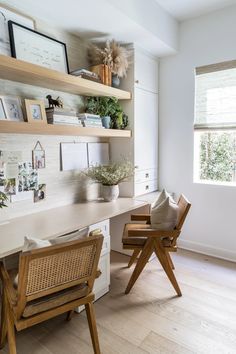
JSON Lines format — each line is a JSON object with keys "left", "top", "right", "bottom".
{"left": 89, "top": 219, "right": 110, "bottom": 238}
{"left": 94, "top": 253, "right": 110, "bottom": 299}
{"left": 134, "top": 179, "right": 158, "bottom": 196}
{"left": 135, "top": 169, "right": 157, "bottom": 183}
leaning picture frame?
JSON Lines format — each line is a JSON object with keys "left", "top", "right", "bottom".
{"left": 0, "top": 3, "right": 35, "bottom": 56}
{"left": 25, "top": 99, "right": 47, "bottom": 124}
{"left": 8, "top": 21, "right": 70, "bottom": 73}
{"left": 0, "top": 95, "right": 24, "bottom": 122}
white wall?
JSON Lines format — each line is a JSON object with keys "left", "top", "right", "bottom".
{"left": 159, "top": 5, "right": 236, "bottom": 262}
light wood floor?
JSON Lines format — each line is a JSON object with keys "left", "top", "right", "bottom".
{"left": 2, "top": 249, "right": 236, "bottom": 354}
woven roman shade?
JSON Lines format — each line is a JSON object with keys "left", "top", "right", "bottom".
{"left": 195, "top": 60, "right": 236, "bottom": 131}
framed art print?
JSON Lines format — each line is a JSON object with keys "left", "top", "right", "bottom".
{"left": 0, "top": 5, "right": 35, "bottom": 56}
{"left": 0, "top": 96, "right": 24, "bottom": 121}
{"left": 8, "top": 21, "right": 69, "bottom": 73}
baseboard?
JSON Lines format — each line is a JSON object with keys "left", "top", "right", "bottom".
{"left": 178, "top": 239, "right": 236, "bottom": 263}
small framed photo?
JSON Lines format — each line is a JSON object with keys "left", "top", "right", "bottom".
{"left": 0, "top": 98, "right": 7, "bottom": 120}
{"left": 25, "top": 99, "right": 47, "bottom": 124}
{"left": 33, "top": 149, "right": 45, "bottom": 169}
{"left": 0, "top": 96, "right": 24, "bottom": 121}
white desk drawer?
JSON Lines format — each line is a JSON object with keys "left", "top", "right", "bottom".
{"left": 135, "top": 168, "right": 157, "bottom": 183}
{"left": 135, "top": 179, "right": 158, "bottom": 196}
{"left": 89, "top": 219, "right": 110, "bottom": 238}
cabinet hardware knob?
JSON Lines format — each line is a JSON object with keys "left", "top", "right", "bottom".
{"left": 145, "top": 185, "right": 149, "bottom": 190}
{"left": 145, "top": 173, "right": 149, "bottom": 178}
{"left": 135, "top": 80, "right": 139, "bottom": 84}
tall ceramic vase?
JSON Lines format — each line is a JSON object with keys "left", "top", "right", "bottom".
{"left": 101, "top": 185, "right": 119, "bottom": 202}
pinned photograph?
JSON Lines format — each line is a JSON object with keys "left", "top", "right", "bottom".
{"left": 4, "top": 178, "right": 16, "bottom": 195}
{"left": 34, "top": 184, "right": 46, "bottom": 203}
{"left": 18, "top": 162, "right": 38, "bottom": 192}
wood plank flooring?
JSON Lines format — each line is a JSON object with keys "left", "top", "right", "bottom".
{"left": 2, "top": 249, "right": 236, "bottom": 354}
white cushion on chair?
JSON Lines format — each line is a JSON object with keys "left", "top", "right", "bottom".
{"left": 151, "top": 197, "right": 179, "bottom": 230}
{"left": 22, "top": 236, "right": 51, "bottom": 251}
{"left": 152, "top": 189, "right": 174, "bottom": 209}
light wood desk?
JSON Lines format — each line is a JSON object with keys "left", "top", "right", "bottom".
{"left": 0, "top": 197, "right": 152, "bottom": 259}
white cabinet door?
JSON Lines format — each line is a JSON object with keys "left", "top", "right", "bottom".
{"left": 134, "top": 87, "right": 158, "bottom": 171}
{"left": 135, "top": 50, "right": 158, "bottom": 93}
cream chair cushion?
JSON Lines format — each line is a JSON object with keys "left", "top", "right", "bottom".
{"left": 152, "top": 189, "right": 175, "bottom": 209}
{"left": 151, "top": 197, "right": 179, "bottom": 230}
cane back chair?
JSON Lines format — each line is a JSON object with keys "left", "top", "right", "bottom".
{"left": 0, "top": 234, "right": 103, "bottom": 354}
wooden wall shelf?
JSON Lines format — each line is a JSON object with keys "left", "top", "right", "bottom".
{"left": 0, "top": 121, "right": 131, "bottom": 138}
{"left": 0, "top": 55, "right": 131, "bottom": 100}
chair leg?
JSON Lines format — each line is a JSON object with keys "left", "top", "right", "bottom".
{"left": 125, "top": 239, "right": 154, "bottom": 294}
{"left": 6, "top": 305, "right": 17, "bottom": 354}
{"left": 85, "top": 302, "right": 101, "bottom": 354}
{"left": 0, "top": 290, "right": 8, "bottom": 349}
{"left": 166, "top": 251, "right": 175, "bottom": 270}
{"left": 66, "top": 310, "right": 74, "bottom": 321}
{"left": 127, "top": 249, "right": 140, "bottom": 268}
{"left": 154, "top": 240, "right": 182, "bottom": 296}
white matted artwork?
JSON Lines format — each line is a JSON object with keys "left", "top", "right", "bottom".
{"left": 0, "top": 98, "right": 6, "bottom": 120}
{"left": 1, "top": 96, "right": 24, "bottom": 122}
{"left": 87, "top": 143, "right": 109, "bottom": 166}
{"left": 0, "top": 5, "right": 35, "bottom": 56}
{"left": 61, "top": 143, "right": 88, "bottom": 171}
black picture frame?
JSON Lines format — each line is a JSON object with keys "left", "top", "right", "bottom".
{"left": 8, "top": 20, "right": 70, "bottom": 74}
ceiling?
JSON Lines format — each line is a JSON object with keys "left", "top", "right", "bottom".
{"left": 2, "top": 0, "right": 236, "bottom": 57}
{"left": 155, "top": 0, "right": 236, "bottom": 21}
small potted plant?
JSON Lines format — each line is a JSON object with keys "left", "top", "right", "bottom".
{"left": 0, "top": 192, "right": 8, "bottom": 209}
{"left": 84, "top": 160, "right": 134, "bottom": 201}
{"left": 86, "top": 96, "right": 128, "bottom": 129}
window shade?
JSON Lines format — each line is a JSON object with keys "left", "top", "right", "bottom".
{"left": 195, "top": 60, "right": 236, "bottom": 130}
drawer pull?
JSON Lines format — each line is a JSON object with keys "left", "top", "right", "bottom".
{"left": 135, "top": 80, "right": 139, "bottom": 84}
{"left": 145, "top": 173, "right": 149, "bottom": 178}
{"left": 145, "top": 185, "right": 149, "bottom": 190}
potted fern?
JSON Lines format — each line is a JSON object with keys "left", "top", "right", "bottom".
{"left": 84, "top": 160, "right": 134, "bottom": 201}
{"left": 86, "top": 96, "right": 128, "bottom": 129}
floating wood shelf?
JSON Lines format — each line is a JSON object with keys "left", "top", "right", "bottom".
{"left": 0, "top": 121, "right": 131, "bottom": 138}
{"left": 0, "top": 55, "right": 131, "bottom": 100}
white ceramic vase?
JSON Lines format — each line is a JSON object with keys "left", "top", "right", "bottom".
{"left": 101, "top": 185, "right": 119, "bottom": 202}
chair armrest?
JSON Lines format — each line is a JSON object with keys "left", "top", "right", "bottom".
{"left": 0, "top": 262, "right": 17, "bottom": 306}
{"left": 131, "top": 214, "right": 151, "bottom": 223}
{"left": 96, "top": 269, "right": 102, "bottom": 278}
{"left": 128, "top": 229, "right": 180, "bottom": 238}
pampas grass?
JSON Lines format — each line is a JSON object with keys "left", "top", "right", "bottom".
{"left": 88, "top": 40, "right": 132, "bottom": 78}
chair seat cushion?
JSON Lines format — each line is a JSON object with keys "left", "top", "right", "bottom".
{"left": 22, "top": 283, "right": 88, "bottom": 318}
{"left": 122, "top": 223, "right": 151, "bottom": 246}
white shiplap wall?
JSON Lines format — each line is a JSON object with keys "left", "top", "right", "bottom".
{"left": 0, "top": 11, "right": 104, "bottom": 221}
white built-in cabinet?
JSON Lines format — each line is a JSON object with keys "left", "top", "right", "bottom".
{"left": 110, "top": 47, "right": 158, "bottom": 197}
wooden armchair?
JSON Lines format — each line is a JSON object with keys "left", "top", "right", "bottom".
{"left": 122, "top": 195, "right": 191, "bottom": 295}
{"left": 0, "top": 234, "right": 103, "bottom": 354}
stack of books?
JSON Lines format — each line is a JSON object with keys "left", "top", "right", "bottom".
{"left": 46, "top": 108, "right": 82, "bottom": 126}
{"left": 90, "top": 64, "right": 112, "bottom": 86}
{"left": 78, "top": 113, "right": 104, "bottom": 128}
{"left": 70, "top": 69, "right": 101, "bottom": 83}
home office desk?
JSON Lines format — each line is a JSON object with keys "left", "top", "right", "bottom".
{"left": 0, "top": 196, "right": 156, "bottom": 259}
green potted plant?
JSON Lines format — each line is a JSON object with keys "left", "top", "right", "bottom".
{"left": 84, "top": 160, "right": 134, "bottom": 201}
{"left": 0, "top": 192, "right": 8, "bottom": 209}
{"left": 86, "top": 96, "right": 128, "bottom": 129}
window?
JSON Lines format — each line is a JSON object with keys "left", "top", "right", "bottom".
{"left": 194, "top": 61, "right": 236, "bottom": 185}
